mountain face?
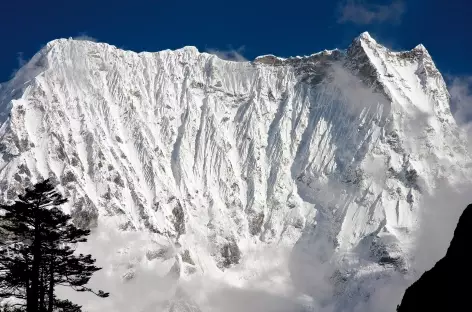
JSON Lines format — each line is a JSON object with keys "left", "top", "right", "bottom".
{"left": 0, "top": 32, "right": 470, "bottom": 311}
{"left": 397, "top": 204, "right": 472, "bottom": 312}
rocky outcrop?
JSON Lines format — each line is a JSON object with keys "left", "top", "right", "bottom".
{"left": 397, "top": 204, "right": 472, "bottom": 312}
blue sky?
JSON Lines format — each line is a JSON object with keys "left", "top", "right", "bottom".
{"left": 0, "top": 0, "right": 471, "bottom": 83}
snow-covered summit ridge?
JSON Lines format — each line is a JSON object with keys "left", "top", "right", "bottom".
{"left": 3, "top": 31, "right": 433, "bottom": 85}
{"left": 46, "top": 38, "right": 202, "bottom": 57}
{"left": 0, "top": 32, "right": 470, "bottom": 312}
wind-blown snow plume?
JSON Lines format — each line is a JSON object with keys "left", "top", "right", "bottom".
{"left": 206, "top": 46, "right": 248, "bottom": 62}
{"left": 0, "top": 32, "right": 470, "bottom": 312}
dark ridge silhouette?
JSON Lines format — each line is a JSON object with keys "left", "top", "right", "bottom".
{"left": 397, "top": 204, "right": 472, "bottom": 312}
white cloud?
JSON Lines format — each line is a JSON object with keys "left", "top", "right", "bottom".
{"left": 206, "top": 46, "right": 248, "bottom": 62}
{"left": 448, "top": 76, "right": 472, "bottom": 124}
{"left": 59, "top": 226, "right": 323, "bottom": 312}
{"left": 446, "top": 75, "right": 472, "bottom": 152}
{"left": 9, "top": 52, "right": 30, "bottom": 78}
{"left": 411, "top": 181, "right": 472, "bottom": 274}
{"left": 337, "top": 0, "right": 406, "bottom": 25}
{"left": 16, "top": 52, "right": 27, "bottom": 68}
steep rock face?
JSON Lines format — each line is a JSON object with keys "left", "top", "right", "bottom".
{"left": 397, "top": 204, "right": 472, "bottom": 312}
{"left": 0, "top": 32, "right": 470, "bottom": 311}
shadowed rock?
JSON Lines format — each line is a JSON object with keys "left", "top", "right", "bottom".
{"left": 397, "top": 204, "right": 472, "bottom": 312}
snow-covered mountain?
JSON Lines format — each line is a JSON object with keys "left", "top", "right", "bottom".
{"left": 0, "top": 32, "right": 470, "bottom": 311}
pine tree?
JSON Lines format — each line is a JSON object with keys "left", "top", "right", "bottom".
{"left": 52, "top": 299, "right": 82, "bottom": 312}
{"left": 0, "top": 179, "right": 109, "bottom": 312}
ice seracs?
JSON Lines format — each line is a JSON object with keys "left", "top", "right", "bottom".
{"left": 0, "top": 32, "right": 469, "bottom": 312}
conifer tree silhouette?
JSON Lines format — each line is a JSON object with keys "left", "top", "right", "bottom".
{"left": 0, "top": 179, "right": 108, "bottom": 312}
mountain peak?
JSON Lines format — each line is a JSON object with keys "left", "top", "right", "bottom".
{"left": 348, "top": 31, "right": 383, "bottom": 58}
{"left": 357, "top": 31, "right": 376, "bottom": 43}
{"left": 179, "top": 45, "right": 200, "bottom": 53}
{"left": 411, "top": 43, "right": 432, "bottom": 59}
{"left": 413, "top": 43, "right": 427, "bottom": 51}
{"left": 44, "top": 38, "right": 102, "bottom": 51}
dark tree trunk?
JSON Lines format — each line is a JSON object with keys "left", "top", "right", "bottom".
{"left": 29, "top": 200, "right": 42, "bottom": 312}
{"left": 24, "top": 250, "right": 31, "bottom": 312}
{"left": 39, "top": 269, "right": 45, "bottom": 312}
{"left": 47, "top": 259, "right": 54, "bottom": 312}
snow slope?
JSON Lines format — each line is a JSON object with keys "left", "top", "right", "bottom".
{"left": 0, "top": 32, "right": 470, "bottom": 311}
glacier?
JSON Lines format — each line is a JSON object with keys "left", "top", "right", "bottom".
{"left": 0, "top": 32, "right": 470, "bottom": 312}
